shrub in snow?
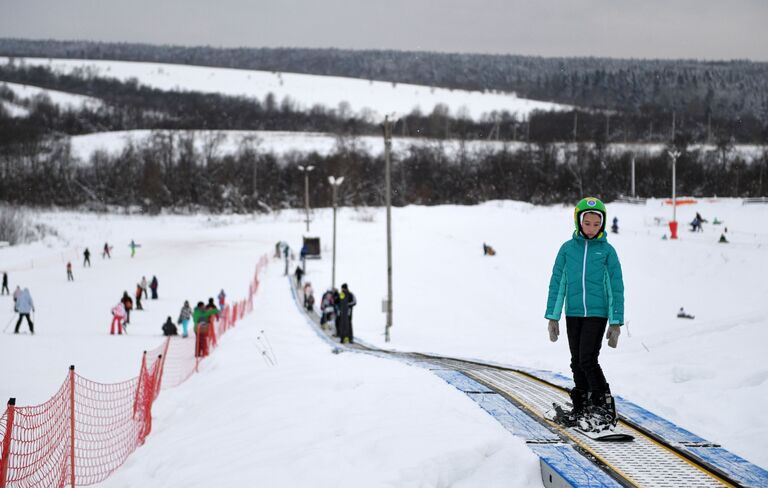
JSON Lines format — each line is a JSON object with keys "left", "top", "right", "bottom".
{"left": 0, "top": 206, "right": 29, "bottom": 245}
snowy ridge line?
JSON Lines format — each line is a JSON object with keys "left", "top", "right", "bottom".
{"left": 288, "top": 278, "right": 766, "bottom": 487}
{"left": 0, "top": 255, "right": 269, "bottom": 488}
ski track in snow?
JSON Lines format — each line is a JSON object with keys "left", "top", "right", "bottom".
{"left": 0, "top": 199, "right": 767, "bottom": 485}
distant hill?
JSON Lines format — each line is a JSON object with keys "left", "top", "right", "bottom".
{"left": 1, "top": 38, "right": 767, "bottom": 124}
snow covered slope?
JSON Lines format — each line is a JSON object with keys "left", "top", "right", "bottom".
{"left": 0, "top": 199, "right": 766, "bottom": 486}
{"left": 1, "top": 80, "right": 103, "bottom": 113}
{"left": 1, "top": 56, "right": 569, "bottom": 120}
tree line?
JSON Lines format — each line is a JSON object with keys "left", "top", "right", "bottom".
{"left": 0, "top": 131, "right": 764, "bottom": 212}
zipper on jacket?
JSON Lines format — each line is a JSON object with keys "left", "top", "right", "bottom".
{"left": 582, "top": 240, "right": 588, "bottom": 316}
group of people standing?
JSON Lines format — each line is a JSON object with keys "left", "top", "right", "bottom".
{"left": 317, "top": 284, "right": 356, "bottom": 344}
{"left": 66, "top": 243, "right": 114, "bottom": 281}
{"left": 110, "top": 275, "right": 159, "bottom": 335}
{"left": 168, "top": 294, "right": 225, "bottom": 358}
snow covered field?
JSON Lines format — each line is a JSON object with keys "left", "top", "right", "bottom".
{"left": 1, "top": 80, "right": 103, "bottom": 114}
{"left": 1, "top": 199, "right": 766, "bottom": 486}
{"left": 61, "top": 129, "right": 767, "bottom": 166}
{"left": 1, "top": 57, "right": 570, "bottom": 121}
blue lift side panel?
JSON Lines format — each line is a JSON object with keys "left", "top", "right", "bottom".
{"left": 532, "top": 444, "right": 624, "bottom": 488}
{"left": 684, "top": 447, "right": 768, "bottom": 487}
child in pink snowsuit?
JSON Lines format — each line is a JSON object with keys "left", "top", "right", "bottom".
{"left": 111, "top": 302, "right": 126, "bottom": 335}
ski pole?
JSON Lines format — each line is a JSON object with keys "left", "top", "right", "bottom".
{"left": 2, "top": 315, "right": 15, "bottom": 333}
{"left": 259, "top": 330, "right": 277, "bottom": 364}
{"left": 257, "top": 336, "right": 278, "bottom": 365}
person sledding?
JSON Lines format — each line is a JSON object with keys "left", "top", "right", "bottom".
{"left": 690, "top": 212, "right": 707, "bottom": 232}
{"left": 545, "top": 197, "right": 625, "bottom": 434}
{"left": 482, "top": 243, "right": 496, "bottom": 256}
{"left": 677, "top": 307, "right": 695, "bottom": 319}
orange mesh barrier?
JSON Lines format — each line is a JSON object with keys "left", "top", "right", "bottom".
{"left": 0, "top": 254, "right": 268, "bottom": 487}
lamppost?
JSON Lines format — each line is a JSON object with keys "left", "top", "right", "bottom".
{"left": 383, "top": 116, "right": 394, "bottom": 342}
{"left": 298, "top": 165, "right": 315, "bottom": 232}
{"left": 328, "top": 175, "right": 344, "bottom": 290}
{"left": 668, "top": 150, "right": 681, "bottom": 239}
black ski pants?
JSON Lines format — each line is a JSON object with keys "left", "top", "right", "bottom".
{"left": 15, "top": 313, "right": 34, "bottom": 334}
{"left": 566, "top": 316, "right": 608, "bottom": 394}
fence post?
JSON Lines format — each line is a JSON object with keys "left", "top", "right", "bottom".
{"left": 0, "top": 398, "right": 16, "bottom": 488}
{"left": 153, "top": 354, "right": 164, "bottom": 399}
{"left": 194, "top": 332, "right": 200, "bottom": 372}
{"left": 69, "top": 365, "right": 75, "bottom": 488}
{"left": 133, "top": 352, "right": 147, "bottom": 417}
{"left": 155, "top": 339, "right": 170, "bottom": 394}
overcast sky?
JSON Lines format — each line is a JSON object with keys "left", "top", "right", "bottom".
{"left": 1, "top": 0, "right": 766, "bottom": 61}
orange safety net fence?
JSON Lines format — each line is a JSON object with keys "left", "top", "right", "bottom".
{"left": 0, "top": 255, "right": 268, "bottom": 487}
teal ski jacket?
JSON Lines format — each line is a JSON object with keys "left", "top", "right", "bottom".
{"left": 545, "top": 231, "right": 624, "bottom": 324}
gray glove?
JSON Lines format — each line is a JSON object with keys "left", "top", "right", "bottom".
{"left": 606, "top": 325, "right": 621, "bottom": 348}
{"left": 548, "top": 320, "right": 559, "bottom": 342}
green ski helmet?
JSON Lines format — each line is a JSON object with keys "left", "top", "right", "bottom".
{"left": 574, "top": 197, "right": 607, "bottom": 236}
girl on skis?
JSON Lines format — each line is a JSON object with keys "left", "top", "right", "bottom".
{"left": 544, "top": 197, "right": 624, "bottom": 432}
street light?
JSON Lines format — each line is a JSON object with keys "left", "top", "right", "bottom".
{"left": 298, "top": 165, "right": 315, "bottom": 232}
{"left": 668, "top": 150, "right": 681, "bottom": 239}
{"left": 328, "top": 175, "right": 345, "bottom": 290}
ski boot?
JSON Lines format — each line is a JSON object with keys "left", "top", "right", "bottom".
{"left": 551, "top": 388, "right": 586, "bottom": 427}
{"left": 578, "top": 388, "right": 617, "bottom": 433}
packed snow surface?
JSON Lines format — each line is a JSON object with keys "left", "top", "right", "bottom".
{"left": 1, "top": 199, "right": 766, "bottom": 486}
{"left": 1, "top": 56, "right": 569, "bottom": 120}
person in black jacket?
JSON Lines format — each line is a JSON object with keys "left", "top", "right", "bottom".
{"left": 1, "top": 271, "right": 9, "bottom": 295}
{"left": 335, "top": 283, "right": 356, "bottom": 344}
{"left": 121, "top": 291, "right": 133, "bottom": 326}
{"left": 162, "top": 316, "right": 178, "bottom": 336}
{"left": 150, "top": 276, "right": 159, "bottom": 299}
{"left": 294, "top": 265, "right": 304, "bottom": 287}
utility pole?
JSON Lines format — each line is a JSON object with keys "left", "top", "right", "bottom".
{"left": 328, "top": 176, "right": 344, "bottom": 290}
{"left": 383, "top": 116, "right": 394, "bottom": 342}
{"left": 298, "top": 165, "right": 315, "bottom": 232}
{"left": 631, "top": 157, "right": 636, "bottom": 198}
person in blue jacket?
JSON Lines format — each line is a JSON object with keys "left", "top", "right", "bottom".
{"left": 545, "top": 197, "right": 624, "bottom": 431}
